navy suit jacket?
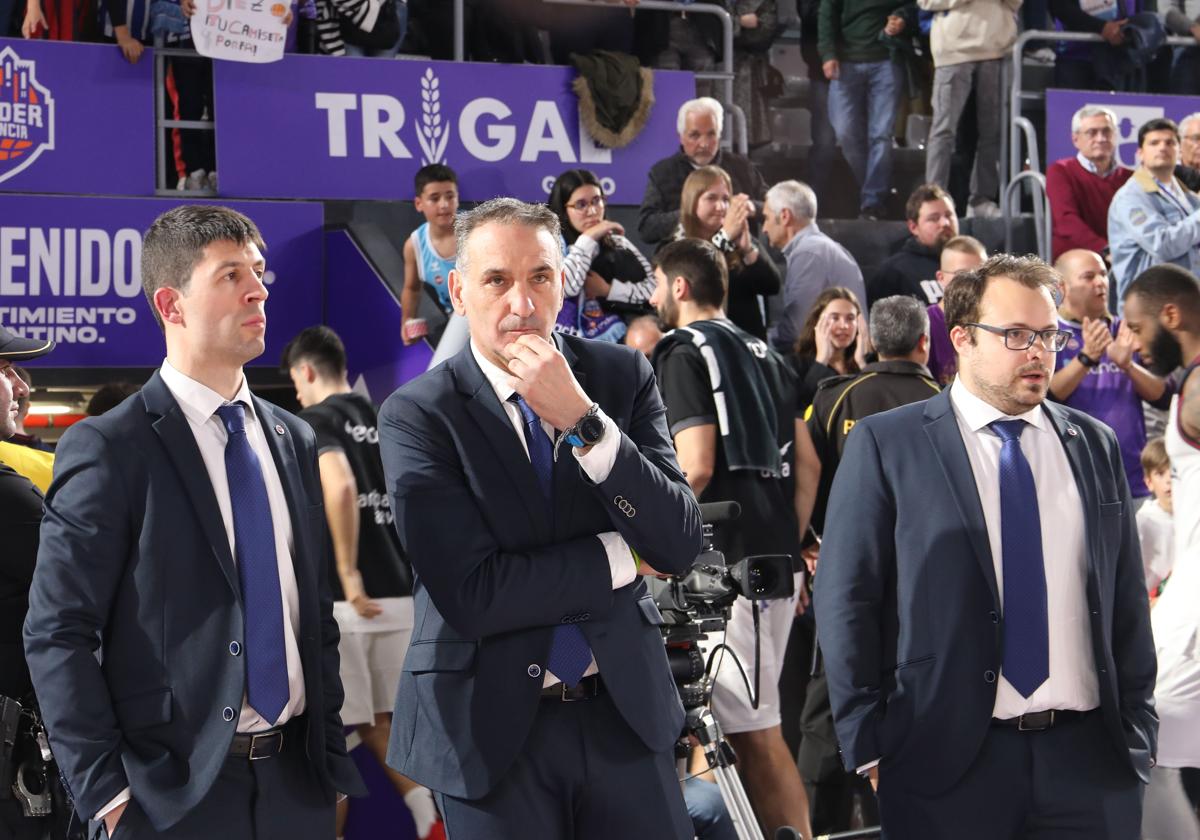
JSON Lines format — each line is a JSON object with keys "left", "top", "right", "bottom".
{"left": 23, "top": 371, "right": 364, "bottom": 831}
{"left": 814, "top": 388, "right": 1157, "bottom": 796}
{"left": 379, "top": 336, "right": 703, "bottom": 799}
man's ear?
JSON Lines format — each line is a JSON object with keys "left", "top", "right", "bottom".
{"left": 907, "top": 219, "right": 919, "bottom": 237}
{"left": 448, "top": 269, "right": 467, "bottom": 316}
{"left": 154, "top": 286, "right": 184, "bottom": 327}
{"left": 672, "top": 275, "right": 690, "bottom": 302}
{"left": 1161, "top": 301, "right": 1182, "bottom": 330}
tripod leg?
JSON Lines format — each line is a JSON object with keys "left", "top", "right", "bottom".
{"left": 712, "top": 763, "right": 766, "bottom": 840}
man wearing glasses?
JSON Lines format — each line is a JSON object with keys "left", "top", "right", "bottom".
{"left": 1046, "top": 106, "right": 1132, "bottom": 263}
{"left": 816, "top": 254, "right": 1156, "bottom": 837}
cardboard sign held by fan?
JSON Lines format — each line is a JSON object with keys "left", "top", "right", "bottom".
{"left": 192, "top": 0, "right": 288, "bottom": 63}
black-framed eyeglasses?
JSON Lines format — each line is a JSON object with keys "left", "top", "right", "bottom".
{"left": 569, "top": 195, "right": 605, "bottom": 212}
{"left": 964, "top": 323, "right": 1072, "bottom": 351}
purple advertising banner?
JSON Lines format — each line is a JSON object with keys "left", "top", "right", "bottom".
{"left": 324, "top": 229, "right": 431, "bottom": 403}
{"left": 0, "top": 38, "right": 155, "bottom": 195}
{"left": 213, "top": 57, "right": 695, "bottom": 204}
{"left": 0, "top": 194, "right": 323, "bottom": 367}
{"left": 1046, "top": 89, "right": 1200, "bottom": 170}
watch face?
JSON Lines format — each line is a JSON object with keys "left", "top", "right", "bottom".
{"left": 579, "top": 414, "right": 605, "bottom": 444}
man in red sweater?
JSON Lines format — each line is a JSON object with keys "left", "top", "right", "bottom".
{"left": 1047, "top": 105, "right": 1134, "bottom": 261}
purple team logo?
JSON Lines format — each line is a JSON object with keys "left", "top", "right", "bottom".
{"left": 0, "top": 46, "right": 55, "bottom": 185}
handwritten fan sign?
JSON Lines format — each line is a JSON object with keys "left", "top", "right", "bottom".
{"left": 191, "top": 0, "right": 287, "bottom": 63}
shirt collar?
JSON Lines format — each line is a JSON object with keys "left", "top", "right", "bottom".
{"left": 783, "top": 222, "right": 820, "bottom": 255}
{"left": 469, "top": 341, "right": 516, "bottom": 405}
{"left": 1076, "top": 152, "right": 1116, "bottom": 176}
{"left": 159, "top": 359, "right": 257, "bottom": 429}
{"left": 949, "top": 379, "right": 1050, "bottom": 435}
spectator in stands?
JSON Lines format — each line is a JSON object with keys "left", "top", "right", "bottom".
{"left": 1049, "top": 0, "right": 1171, "bottom": 91}
{"left": 818, "top": 0, "right": 904, "bottom": 220}
{"left": 401, "top": 164, "right": 458, "bottom": 346}
{"left": 762, "top": 179, "right": 866, "bottom": 353}
{"left": 676, "top": 165, "right": 782, "bottom": 340}
{"left": 1050, "top": 248, "right": 1172, "bottom": 503}
{"left": 1164, "top": 5, "right": 1200, "bottom": 94}
{"left": 5, "top": 367, "right": 50, "bottom": 452}
{"left": 798, "top": 295, "right": 937, "bottom": 835}
{"left": 798, "top": 0, "right": 839, "bottom": 201}
{"left": 624, "top": 315, "right": 664, "bottom": 359}
{"left": 733, "top": 0, "right": 783, "bottom": 149}
{"left": 927, "top": 235, "right": 988, "bottom": 385}
{"left": 1046, "top": 106, "right": 1133, "bottom": 262}
{"left": 19, "top": 0, "right": 91, "bottom": 39}
{"left": 790, "top": 286, "right": 864, "bottom": 409}
{"left": 919, "top": 0, "right": 1017, "bottom": 220}
{"left": 85, "top": 381, "right": 139, "bottom": 416}
{"left": 1174, "top": 112, "right": 1200, "bottom": 191}
{"left": 282, "top": 327, "right": 444, "bottom": 840}
{"left": 164, "top": 0, "right": 220, "bottom": 191}
{"left": 1122, "top": 268, "right": 1200, "bottom": 840}
{"left": 655, "top": 8, "right": 722, "bottom": 96}
{"left": 868, "top": 183, "right": 959, "bottom": 306}
{"left": 638, "top": 97, "right": 769, "bottom": 246}
{"left": 649, "top": 237, "right": 816, "bottom": 840}
{"left": 1109, "top": 118, "right": 1200, "bottom": 301}
{"left": 1136, "top": 437, "right": 1173, "bottom": 598}
{"left": 314, "top": 0, "right": 405, "bottom": 57}
{"left": 549, "top": 168, "right": 655, "bottom": 343}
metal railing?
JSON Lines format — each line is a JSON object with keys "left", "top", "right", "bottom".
{"left": 153, "top": 42, "right": 217, "bottom": 195}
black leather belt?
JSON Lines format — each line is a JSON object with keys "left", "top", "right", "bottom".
{"left": 991, "top": 709, "right": 1092, "bottom": 731}
{"left": 540, "top": 674, "right": 605, "bottom": 702}
{"left": 229, "top": 726, "right": 286, "bottom": 760}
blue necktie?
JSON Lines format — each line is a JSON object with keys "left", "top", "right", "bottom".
{"left": 510, "top": 395, "right": 593, "bottom": 688}
{"left": 216, "top": 403, "right": 290, "bottom": 723}
{"left": 991, "top": 419, "right": 1049, "bottom": 698}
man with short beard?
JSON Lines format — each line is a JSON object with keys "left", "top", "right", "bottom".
{"left": 867, "top": 184, "right": 959, "bottom": 308}
{"left": 817, "top": 254, "right": 1156, "bottom": 837}
{"left": 1121, "top": 263, "right": 1200, "bottom": 840}
{"left": 1049, "top": 249, "right": 1171, "bottom": 503}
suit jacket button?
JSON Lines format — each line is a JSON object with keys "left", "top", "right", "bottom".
{"left": 989, "top": 611, "right": 999, "bottom": 624}
{"left": 222, "top": 706, "right": 236, "bottom": 722}
{"left": 275, "top": 424, "right": 286, "bottom": 435}
{"left": 229, "top": 641, "right": 241, "bottom": 656}
{"left": 984, "top": 670, "right": 996, "bottom": 683}
{"left": 527, "top": 664, "right": 542, "bottom": 678}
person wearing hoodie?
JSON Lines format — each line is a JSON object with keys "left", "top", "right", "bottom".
{"left": 919, "top": 0, "right": 1021, "bottom": 219}
{"left": 867, "top": 183, "right": 960, "bottom": 307}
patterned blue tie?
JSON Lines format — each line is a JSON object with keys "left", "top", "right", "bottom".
{"left": 216, "top": 403, "right": 290, "bottom": 723}
{"left": 510, "top": 395, "right": 592, "bottom": 688}
{"left": 991, "top": 419, "right": 1049, "bottom": 698}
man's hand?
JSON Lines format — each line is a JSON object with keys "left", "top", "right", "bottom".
{"left": 103, "top": 802, "right": 128, "bottom": 837}
{"left": 114, "top": 25, "right": 144, "bottom": 63}
{"left": 181, "top": 0, "right": 196, "bottom": 15}
{"left": 1101, "top": 19, "right": 1126, "bottom": 45}
{"left": 1191, "top": 21, "right": 1200, "bottom": 41}
{"left": 1109, "top": 320, "right": 1136, "bottom": 371}
{"left": 883, "top": 14, "right": 905, "bottom": 35}
{"left": 503, "top": 334, "right": 593, "bottom": 431}
{"left": 740, "top": 12, "right": 759, "bottom": 27}
{"left": 1081, "top": 316, "right": 1113, "bottom": 360}
{"left": 801, "top": 543, "right": 819, "bottom": 576}
{"left": 823, "top": 59, "right": 839, "bottom": 80}
{"left": 21, "top": 0, "right": 47, "bottom": 38}
{"left": 351, "top": 594, "right": 383, "bottom": 618}
{"left": 868, "top": 766, "right": 879, "bottom": 791}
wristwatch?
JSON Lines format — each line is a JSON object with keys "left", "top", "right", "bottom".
{"left": 564, "top": 404, "right": 605, "bottom": 448}
{"left": 1077, "top": 352, "right": 1099, "bottom": 368}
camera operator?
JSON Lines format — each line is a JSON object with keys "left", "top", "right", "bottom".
{"left": 0, "top": 327, "right": 75, "bottom": 840}
{"left": 650, "top": 238, "right": 817, "bottom": 840}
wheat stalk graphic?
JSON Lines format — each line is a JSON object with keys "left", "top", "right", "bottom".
{"left": 418, "top": 68, "right": 450, "bottom": 166}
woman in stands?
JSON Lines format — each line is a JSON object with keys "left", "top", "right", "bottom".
{"left": 548, "top": 168, "right": 655, "bottom": 343}
{"left": 675, "top": 165, "right": 781, "bottom": 340}
{"left": 790, "top": 286, "right": 864, "bottom": 410}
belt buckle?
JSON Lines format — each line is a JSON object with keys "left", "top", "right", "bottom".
{"left": 1018, "top": 710, "right": 1053, "bottom": 731}
{"left": 249, "top": 729, "right": 281, "bottom": 760}
{"left": 560, "top": 682, "right": 582, "bottom": 703}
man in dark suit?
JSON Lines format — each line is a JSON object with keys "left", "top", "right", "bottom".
{"left": 815, "top": 253, "right": 1157, "bottom": 838}
{"left": 24, "top": 205, "right": 364, "bottom": 840}
{"left": 378, "top": 197, "right": 704, "bottom": 839}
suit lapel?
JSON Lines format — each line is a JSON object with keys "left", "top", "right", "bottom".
{"left": 254, "top": 398, "right": 318, "bottom": 609}
{"left": 454, "top": 348, "right": 553, "bottom": 539}
{"left": 143, "top": 372, "right": 240, "bottom": 598}
{"left": 922, "top": 391, "right": 1000, "bottom": 608}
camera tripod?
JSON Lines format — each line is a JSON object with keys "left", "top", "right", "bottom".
{"left": 681, "top": 705, "right": 766, "bottom": 840}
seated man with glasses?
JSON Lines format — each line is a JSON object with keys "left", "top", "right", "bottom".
{"left": 817, "top": 253, "right": 1156, "bottom": 838}
{"left": 1173, "top": 113, "right": 1200, "bottom": 192}
{"left": 1046, "top": 106, "right": 1133, "bottom": 263}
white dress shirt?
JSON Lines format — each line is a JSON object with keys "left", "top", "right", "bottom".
{"left": 469, "top": 341, "right": 637, "bottom": 687}
{"left": 98, "top": 361, "right": 309, "bottom": 820}
{"left": 949, "top": 381, "right": 1100, "bottom": 718}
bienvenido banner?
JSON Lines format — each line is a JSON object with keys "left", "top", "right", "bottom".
{"left": 212, "top": 57, "right": 696, "bottom": 203}
{"left": 0, "top": 194, "right": 323, "bottom": 368}
{"left": 0, "top": 38, "right": 155, "bottom": 195}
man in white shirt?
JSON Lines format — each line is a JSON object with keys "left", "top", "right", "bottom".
{"left": 815, "top": 253, "right": 1157, "bottom": 837}
{"left": 24, "top": 205, "right": 364, "bottom": 839}
{"left": 377, "top": 198, "right": 703, "bottom": 838}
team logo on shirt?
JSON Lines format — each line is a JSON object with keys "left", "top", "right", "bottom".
{"left": 0, "top": 47, "right": 55, "bottom": 186}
